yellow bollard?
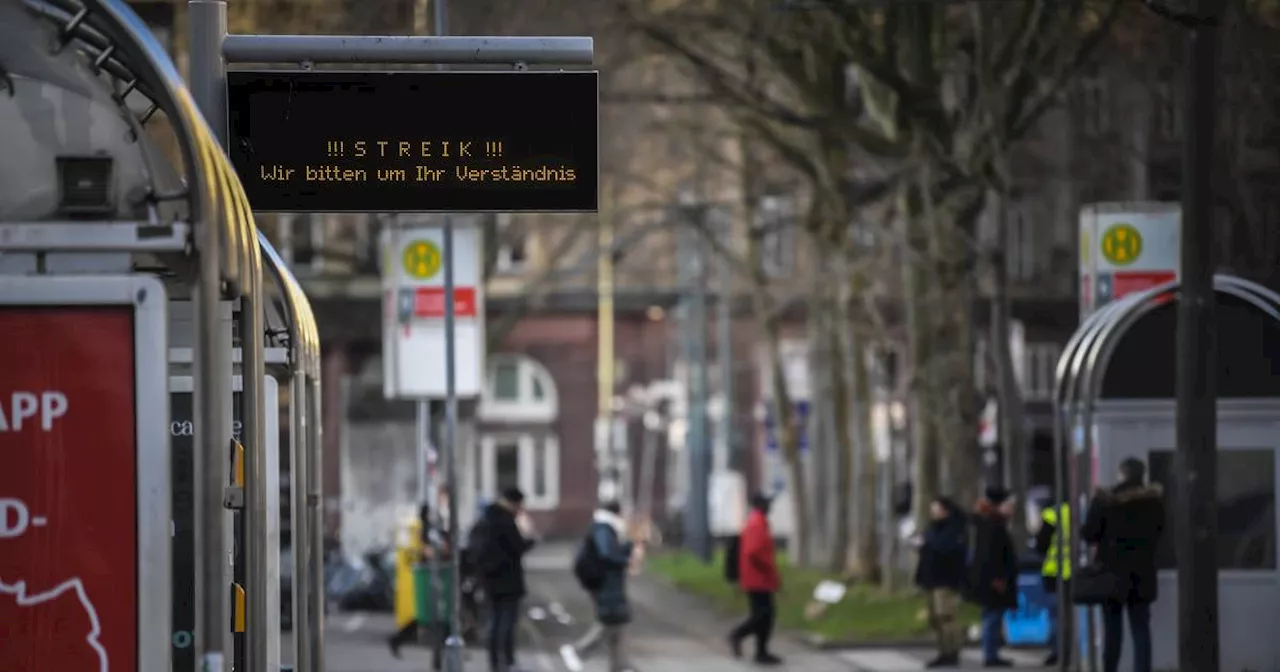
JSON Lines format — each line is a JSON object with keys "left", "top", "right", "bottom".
{"left": 394, "top": 517, "right": 423, "bottom": 630}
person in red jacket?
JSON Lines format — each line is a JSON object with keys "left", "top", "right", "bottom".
{"left": 727, "top": 493, "right": 783, "bottom": 665}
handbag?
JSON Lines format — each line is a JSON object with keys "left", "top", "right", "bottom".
{"left": 1071, "top": 564, "right": 1125, "bottom": 605}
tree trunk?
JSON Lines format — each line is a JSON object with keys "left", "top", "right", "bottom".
{"left": 826, "top": 259, "right": 854, "bottom": 574}
{"left": 919, "top": 174, "right": 986, "bottom": 510}
{"left": 902, "top": 182, "right": 942, "bottom": 533}
{"left": 766, "top": 328, "right": 811, "bottom": 567}
{"left": 808, "top": 295, "right": 833, "bottom": 565}
{"left": 848, "top": 298, "right": 881, "bottom": 581}
{"left": 988, "top": 187, "right": 1029, "bottom": 544}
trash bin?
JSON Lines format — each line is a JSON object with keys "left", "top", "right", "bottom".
{"left": 414, "top": 562, "right": 455, "bottom": 627}
{"left": 1004, "top": 559, "right": 1053, "bottom": 646}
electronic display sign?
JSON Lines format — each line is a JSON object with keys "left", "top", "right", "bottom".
{"left": 227, "top": 70, "right": 599, "bottom": 213}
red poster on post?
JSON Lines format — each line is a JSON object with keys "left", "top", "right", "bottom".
{"left": 413, "top": 286, "right": 478, "bottom": 318}
{"left": 0, "top": 306, "right": 139, "bottom": 672}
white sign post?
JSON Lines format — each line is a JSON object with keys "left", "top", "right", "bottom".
{"left": 1079, "top": 202, "right": 1181, "bottom": 319}
{"left": 381, "top": 223, "right": 486, "bottom": 400}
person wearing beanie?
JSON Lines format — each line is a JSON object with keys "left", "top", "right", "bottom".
{"left": 475, "top": 487, "right": 537, "bottom": 672}
{"left": 967, "top": 487, "right": 1019, "bottom": 667}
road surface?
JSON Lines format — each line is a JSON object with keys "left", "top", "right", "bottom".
{"left": 308, "top": 543, "right": 1053, "bottom": 672}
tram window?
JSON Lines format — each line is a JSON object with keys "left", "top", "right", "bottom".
{"left": 1148, "top": 449, "right": 1276, "bottom": 571}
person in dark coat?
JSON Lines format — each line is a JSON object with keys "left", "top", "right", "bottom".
{"left": 1081, "top": 457, "right": 1165, "bottom": 672}
{"left": 564, "top": 500, "right": 638, "bottom": 672}
{"left": 968, "top": 487, "right": 1018, "bottom": 668}
{"left": 477, "top": 488, "right": 537, "bottom": 672}
{"left": 914, "top": 496, "right": 969, "bottom": 668}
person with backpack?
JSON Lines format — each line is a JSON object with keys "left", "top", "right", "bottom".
{"left": 727, "top": 493, "right": 782, "bottom": 665}
{"left": 562, "top": 500, "right": 640, "bottom": 672}
{"left": 475, "top": 488, "right": 537, "bottom": 672}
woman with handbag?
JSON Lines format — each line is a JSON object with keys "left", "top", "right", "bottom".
{"left": 1079, "top": 458, "right": 1165, "bottom": 672}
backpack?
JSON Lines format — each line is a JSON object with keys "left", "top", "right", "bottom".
{"left": 573, "top": 528, "right": 606, "bottom": 592}
{"left": 723, "top": 535, "right": 741, "bottom": 584}
{"left": 467, "top": 518, "right": 501, "bottom": 575}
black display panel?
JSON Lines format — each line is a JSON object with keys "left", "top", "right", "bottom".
{"left": 227, "top": 70, "right": 599, "bottom": 212}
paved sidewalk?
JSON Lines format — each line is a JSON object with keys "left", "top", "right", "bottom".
{"left": 525, "top": 543, "right": 855, "bottom": 672}
{"left": 837, "top": 647, "right": 1051, "bottom": 671}
{"left": 287, "top": 609, "right": 558, "bottom": 672}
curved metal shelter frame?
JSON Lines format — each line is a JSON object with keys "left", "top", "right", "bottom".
{"left": 1049, "top": 274, "right": 1280, "bottom": 672}
{"left": 14, "top": 0, "right": 326, "bottom": 667}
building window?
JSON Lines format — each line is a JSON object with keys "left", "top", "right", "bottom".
{"left": 1077, "top": 77, "right": 1111, "bottom": 137}
{"left": 1021, "top": 342, "right": 1061, "bottom": 402}
{"left": 479, "top": 354, "right": 560, "bottom": 424}
{"left": 494, "top": 213, "right": 530, "bottom": 274}
{"left": 531, "top": 376, "right": 546, "bottom": 401}
{"left": 480, "top": 435, "right": 560, "bottom": 510}
{"left": 1006, "top": 202, "right": 1036, "bottom": 282}
{"left": 494, "top": 440, "right": 521, "bottom": 494}
{"left": 1149, "top": 449, "right": 1276, "bottom": 570}
{"left": 531, "top": 439, "right": 548, "bottom": 498}
{"left": 284, "top": 214, "right": 322, "bottom": 271}
{"left": 758, "top": 195, "right": 796, "bottom": 278}
{"left": 492, "top": 361, "right": 520, "bottom": 401}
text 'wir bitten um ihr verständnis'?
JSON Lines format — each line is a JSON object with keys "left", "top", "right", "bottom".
{"left": 256, "top": 139, "right": 579, "bottom": 185}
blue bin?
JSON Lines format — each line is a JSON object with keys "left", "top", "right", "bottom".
{"left": 1004, "top": 569, "right": 1053, "bottom": 646}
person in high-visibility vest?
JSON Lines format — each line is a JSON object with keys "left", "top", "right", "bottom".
{"left": 1035, "top": 501, "right": 1072, "bottom": 666}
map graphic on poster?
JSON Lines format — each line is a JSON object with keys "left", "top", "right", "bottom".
{"left": 0, "top": 578, "right": 107, "bottom": 671}
{"left": 0, "top": 306, "right": 139, "bottom": 671}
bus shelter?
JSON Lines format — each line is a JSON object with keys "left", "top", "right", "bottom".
{"left": 1052, "top": 275, "right": 1280, "bottom": 672}
{"left": 0, "top": 0, "right": 325, "bottom": 670}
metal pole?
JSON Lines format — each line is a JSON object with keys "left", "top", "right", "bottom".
{"left": 441, "top": 216, "right": 466, "bottom": 671}
{"left": 1052, "top": 405, "right": 1069, "bottom": 672}
{"left": 417, "top": 401, "right": 431, "bottom": 503}
{"left": 1176, "top": 12, "right": 1219, "bottom": 672}
{"left": 682, "top": 211, "right": 711, "bottom": 562}
{"left": 192, "top": 0, "right": 268, "bottom": 665}
{"left": 243, "top": 264, "right": 269, "bottom": 672}
{"left": 716, "top": 209, "right": 733, "bottom": 475}
{"left": 598, "top": 181, "right": 617, "bottom": 504}
{"left": 307, "top": 377, "right": 325, "bottom": 672}
{"left": 188, "top": 3, "right": 230, "bottom": 670}
{"left": 435, "top": 1, "right": 466, "bottom": 668}
{"left": 638, "top": 415, "right": 659, "bottom": 520}
{"left": 289, "top": 374, "right": 311, "bottom": 672}
{"left": 220, "top": 34, "right": 594, "bottom": 66}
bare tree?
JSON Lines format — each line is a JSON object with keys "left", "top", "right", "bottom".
{"left": 617, "top": 1, "right": 1122, "bottom": 559}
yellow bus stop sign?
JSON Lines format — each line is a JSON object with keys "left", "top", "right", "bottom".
{"left": 402, "top": 240, "right": 442, "bottom": 280}
{"left": 1100, "top": 223, "right": 1142, "bottom": 266}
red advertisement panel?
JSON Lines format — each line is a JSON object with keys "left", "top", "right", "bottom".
{"left": 413, "top": 286, "right": 478, "bottom": 318}
{"left": 0, "top": 307, "right": 138, "bottom": 671}
{"left": 1112, "top": 270, "right": 1177, "bottom": 301}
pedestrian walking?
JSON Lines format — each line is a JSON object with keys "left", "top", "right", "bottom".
{"left": 1081, "top": 458, "right": 1164, "bottom": 672}
{"left": 1034, "top": 498, "right": 1073, "bottom": 666}
{"left": 913, "top": 496, "right": 969, "bottom": 668}
{"left": 562, "top": 500, "right": 640, "bottom": 672}
{"left": 727, "top": 493, "right": 783, "bottom": 666}
{"left": 475, "top": 488, "right": 538, "bottom": 672}
{"left": 968, "top": 487, "right": 1019, "bottom": 668}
